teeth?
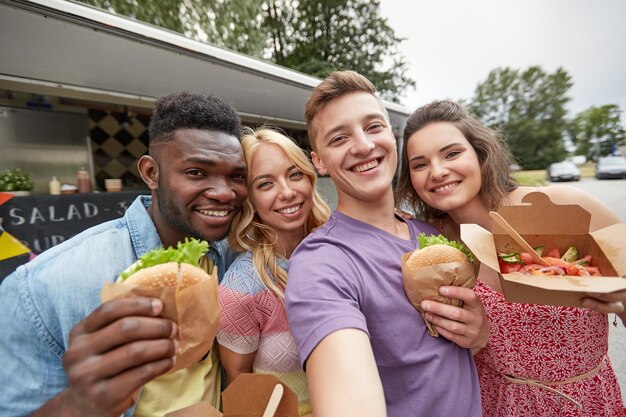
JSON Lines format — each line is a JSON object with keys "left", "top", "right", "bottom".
{"left": 200, "top": 210, "right": 229, "bottom": 217}
{"left": 433, "top": 182, "right": 458, "bottom": 192}
{"left": 352, "top": 160, "right": 379, "bottom": 173}
{"left": 277, "top": 204, "right": 301, "bottom": 214}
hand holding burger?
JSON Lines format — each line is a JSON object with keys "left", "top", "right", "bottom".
{"left": 402, "top": 233, "right": 477, "bottom": 336}
{"left": 101, "top": 238, "right": 220, "bottom": 373}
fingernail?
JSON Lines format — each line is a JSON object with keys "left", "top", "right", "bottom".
{"left": 421, "top": 301, "right": 431, "bottom": 311}
{"left": 440, "top": 287, "right": 449, "bottom": 295}
{"left": 425, "top": 312, "right": 433, "bottom": 321}
{"left": 170, "top": 322, "right": 178, "bottom": 338}
{"left": 151, "top": 299, "right": 163, "bottom": 315}
{"left": 173, "top": 340, "right": 180, "bottom": 353}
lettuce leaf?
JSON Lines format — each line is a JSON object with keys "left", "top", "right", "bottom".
{"left": 418, "top": 233, "right": 475, "bottom": 263}
{"left": 119, "top": 238, "right": 209, "bottom": 280}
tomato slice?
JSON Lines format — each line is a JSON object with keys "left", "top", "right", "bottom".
{"left": 566, "top": 264, "right": 583, "bottom": 276}
{"left": 520, "top": 252, "right": 533, "bottom": 265}
{"left": 545, "top": 248, "right": 560, "bottom": 258}
{"left": 499, "top": 259, "right": 522, "bottom": 273}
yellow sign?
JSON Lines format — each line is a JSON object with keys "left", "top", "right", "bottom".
{"left": 0, "top": 231, "right": 30, "bottom": 261}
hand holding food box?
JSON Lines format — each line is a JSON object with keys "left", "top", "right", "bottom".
{"left": 461, "top": 192, "right": 626, "bottom": 307}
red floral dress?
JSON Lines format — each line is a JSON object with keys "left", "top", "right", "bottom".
{"left": 474, "top": 278, "right": 626, "bottom": 417}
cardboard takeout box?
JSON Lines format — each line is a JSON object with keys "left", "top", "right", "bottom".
{"left": 165, "top": 374, "right": 298, "bottom": 417}
{"left": 461, "top": 191, "right": 626, "bottom": 306}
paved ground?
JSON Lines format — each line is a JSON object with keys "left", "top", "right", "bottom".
{"left": 315, "top": 176, "right": 626, "bottom": 402}
{"left": 568, "top": 178, "right": 626, "bottom": 402}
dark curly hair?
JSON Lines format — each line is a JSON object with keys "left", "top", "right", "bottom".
{"left": 148, "top": 91, "right": 242, "bottom": 147}
{"left": 395, "top": 100, "right": 518, "bottom": 221}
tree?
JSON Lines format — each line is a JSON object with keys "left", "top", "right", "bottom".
{"left": 467, "top": 66, "right": 572, "bottom": 169}
{"left": 275, "top": 0, "right": 414, "bottom": 102}
{"left": 80, "top": 0, "right": 268, "bottom": 57}
{"left": 80, "top": 0, "right": 187, "bottom": 33}
{"left": 570, "top": 105, "right": 624, "bottom": 160}
{"left": 78, "top": 0, "right": 414, "bottom": 102}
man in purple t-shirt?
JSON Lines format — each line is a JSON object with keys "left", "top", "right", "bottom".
{"left": 285, "top": 71, "right": 489, "bottom": 417}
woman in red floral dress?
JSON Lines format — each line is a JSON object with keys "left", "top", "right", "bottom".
{"left": 395, "top": 100, "right": 626, "bottom": 416}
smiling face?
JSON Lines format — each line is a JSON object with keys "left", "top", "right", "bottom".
{"left": 310, "top": 91, "right": 396, "bottom": 211}
{"left": 248, "top": 143, "right": 313, "bottom": 244}
{"left": 140, "top": 128, "right": 247, "bottom": 247}
{"left": 405, "top": 122, "right": 483, "bottom": 216}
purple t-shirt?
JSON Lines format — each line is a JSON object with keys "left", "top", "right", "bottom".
{"left": 285, "top": 211, "right": 482, "bottom": 417}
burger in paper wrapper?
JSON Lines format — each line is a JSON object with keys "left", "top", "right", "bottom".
{"left": 100, "top": 238, "right": 220, "bottom": 373}
{"left": 401, "top": 233, "right": 477, "bottom": 337}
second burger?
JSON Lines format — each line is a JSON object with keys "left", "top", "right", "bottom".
{"left": 401, "top": 233, "right": 477, "bottom": 337}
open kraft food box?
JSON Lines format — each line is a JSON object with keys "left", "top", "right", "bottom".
{"left": 165, "top": 374, "right": 298, "bottom": 417}
{"left": 460, "top": 191, "right": 626, "bottom": 306}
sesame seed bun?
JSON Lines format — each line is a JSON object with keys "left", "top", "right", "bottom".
{"left": 121, "top": 262, "right": 210, "bottom": 288}
{"left": 406, "top": 244, "right": 469, "bottom": 269}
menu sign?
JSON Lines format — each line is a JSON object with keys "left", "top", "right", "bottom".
{"left": 0, "top": 191, "right": 148, "bottom": 254}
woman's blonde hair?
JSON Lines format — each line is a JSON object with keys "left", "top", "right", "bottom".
{"left": 229, "top": 127, "right": 331, "bottom": 300}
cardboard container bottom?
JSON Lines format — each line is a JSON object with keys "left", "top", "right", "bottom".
{"left": 500, "top": 274, "right": 626, "bottom": 307}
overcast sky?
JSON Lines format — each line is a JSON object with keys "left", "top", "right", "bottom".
{"left": 379, "top": 0, "right": 626, "bottom": 124}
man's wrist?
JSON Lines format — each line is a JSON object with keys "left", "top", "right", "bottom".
{"left": 29, "top": 389, "right": 81, "bottom": 417}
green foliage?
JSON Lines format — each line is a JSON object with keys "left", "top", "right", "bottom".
{"left": 569, "top": 104, "right": 624, "bottom": 159}
{"left": 80, "top": 0, "right": 186, "bottom": 33}
{"left": 77, "top": 0, "right": 414, "bottom": 102}
{"left": 275, "top": 0, "right": 415, "bottom": 102}
{"left": 0, "top": 168, "right": 34, "bottom": 192}
{"left": 467, "top": 66, "right": 572, "bottom": 169}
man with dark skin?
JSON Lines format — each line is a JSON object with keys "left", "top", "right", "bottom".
{"left": 0, "top": 92, "right": 247, "bottom": 417}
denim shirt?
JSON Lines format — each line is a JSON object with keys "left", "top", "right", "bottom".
{"left": 0, "top": 196, "right": 236, "bottom": 417}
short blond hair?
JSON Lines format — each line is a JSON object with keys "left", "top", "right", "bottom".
{"left": 305, "top": 70, "right": 379, "bottom": 150}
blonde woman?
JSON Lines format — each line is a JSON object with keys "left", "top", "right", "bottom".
{"left": 216, "top": 127, "right": 330, "bottom": 416}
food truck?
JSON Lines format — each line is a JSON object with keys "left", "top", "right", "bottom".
{"left": 0, "top": 0, "right": 411, "bottom": 279}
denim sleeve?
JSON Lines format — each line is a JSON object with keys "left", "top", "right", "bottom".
{"left": 0, "top": 267, "right": 68, "bottom": 416}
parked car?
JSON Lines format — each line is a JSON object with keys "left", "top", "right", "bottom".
{"left": 595, "top": 156, "right": 626, "bottom": 179}
{"left": 547, "top": 161, "right": 580, "bottom": 182}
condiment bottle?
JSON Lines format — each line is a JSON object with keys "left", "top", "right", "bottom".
{"left": 76, "top": 168, "right": 92, "bottom": 193}
{"left": 49, "top": 176, "right": 61, "bottom": 195}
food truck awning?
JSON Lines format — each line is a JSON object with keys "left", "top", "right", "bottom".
{"left": 0, "top": 0, "right": 410, "bottom": 131}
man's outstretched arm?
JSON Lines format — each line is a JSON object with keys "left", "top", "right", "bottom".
{"left": 306, "top": 328, "right": 387, "bottom": 417}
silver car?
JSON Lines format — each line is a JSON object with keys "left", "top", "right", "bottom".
{"left": 547, "top": 161, "right": 580, "bottom": 182}
{"left": 595, "top": 156, "right": 626, "bottom": 179}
